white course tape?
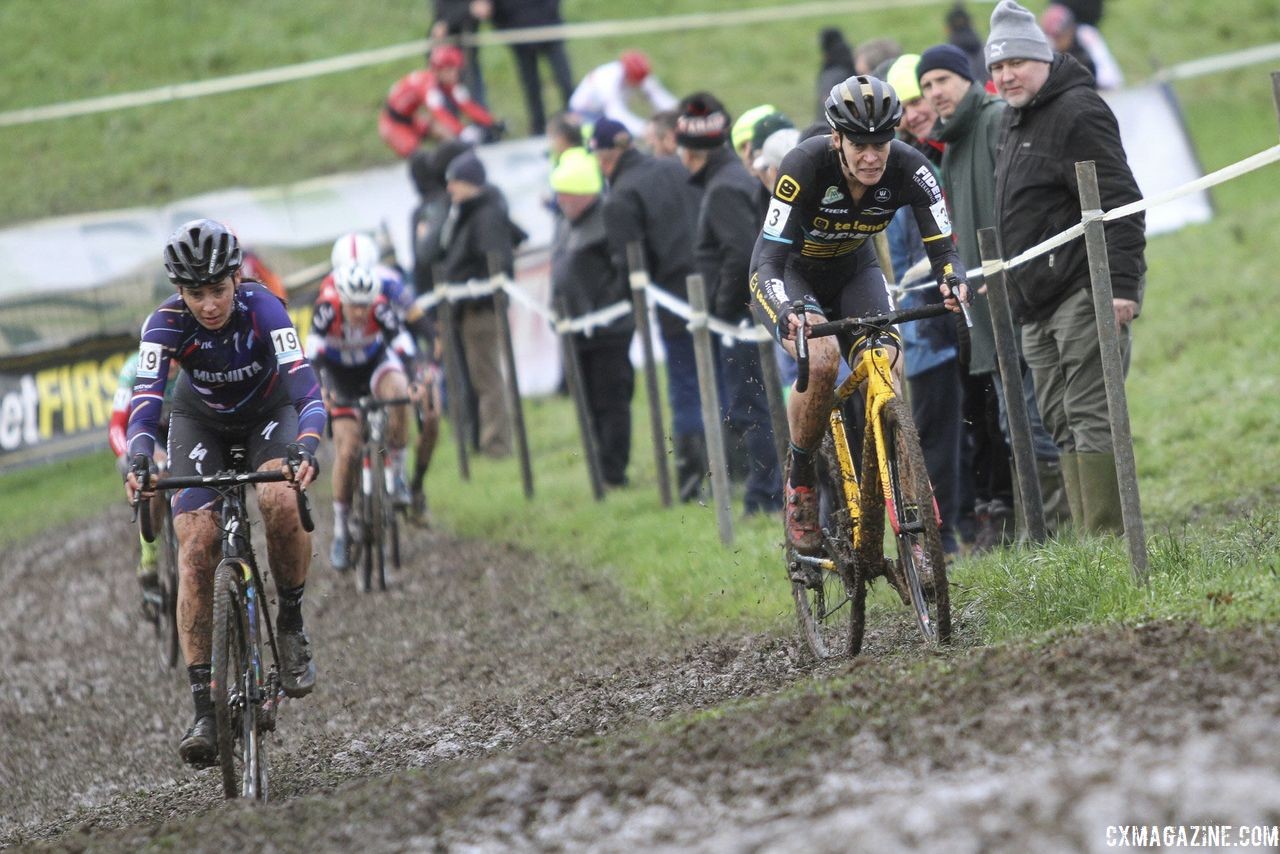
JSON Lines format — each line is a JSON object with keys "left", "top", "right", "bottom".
{"left": 563, "top": 300, "right": 632, "bottom": 335}
{"left": 1151, "top": 42, "right": 1280, "bottom": 84}
{"left": 0, "top": 0, "right": 985, "bottom": 128}
{"left": 894, "top": 142, "right": 1280, "bottom": 294}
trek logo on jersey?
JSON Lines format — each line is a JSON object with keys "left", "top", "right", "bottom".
{"left": 821, "top": 185, "right": 844, "bottom": 205}
{"left": 136, "top": 342, "right": 165, "bottom": 379}
{"left": 270, "top": 327, "right": 304, "bottom": 364}
{"left": 191, "top": 361, "right": 264, "bottom": 384}
{"left": 874, "top": 187, "right": 891, "bottom": 203}
{"left": 774, "top": 175, "right": 801, "bottom": 203}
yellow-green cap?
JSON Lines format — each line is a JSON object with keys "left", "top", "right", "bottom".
{"left": 731, "top": 104, "right": 776, "bottom": 150}
{"left": 886, "top": 53, "right": 923, "bottom": 103}
{"left": 550, "top": 147, "right": 602, "bottom": 195}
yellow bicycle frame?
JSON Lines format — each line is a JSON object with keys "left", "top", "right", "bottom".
{"left": 825, "top": 343, "right": 901, "bottom": 555}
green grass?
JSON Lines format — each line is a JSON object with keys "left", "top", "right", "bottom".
{"left": 0, "top": 450, "right": 123, "bottom": 548}
{"left": 6, "top": 1, "right": 1278, "bottom": 225}
{"left": 4, "top": 0, "right": 1280, "bottom": 645}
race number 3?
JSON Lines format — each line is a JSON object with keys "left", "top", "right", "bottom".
{"left": 270, "top": 327, "right": 304, "bottom": 364}
{"left": 137, "top": 342, "right": 165, "bottom": 379}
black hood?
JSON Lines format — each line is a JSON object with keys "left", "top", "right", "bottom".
{"left": 1026, "top": 52, "right": 1096, "bottom": 110}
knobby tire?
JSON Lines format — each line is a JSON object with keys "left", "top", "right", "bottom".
{"left": 157, "top": 502, "right": 180, "bottom": 670}
{"left": 882, "top": 398, "right": 951, "bottom": 645}
{"left": 211, "top": 560, "right": 268, "bottom": 799}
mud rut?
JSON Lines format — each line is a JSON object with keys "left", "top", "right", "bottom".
{"left": 3, "top": 505, "right": 1279, "bottom": 852}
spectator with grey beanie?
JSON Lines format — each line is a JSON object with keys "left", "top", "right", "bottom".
{"left": 987, "top": 0, "right": 1146, "bottom": 536}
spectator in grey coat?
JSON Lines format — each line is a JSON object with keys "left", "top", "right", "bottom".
{"left": 987, "top": 0, "right": 1145, "bottom": 534}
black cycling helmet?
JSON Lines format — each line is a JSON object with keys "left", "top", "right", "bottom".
{"left": 824, "top": 74, "right": 903, "bottom": 143}
{"left": 163, "top": 218, "right": 243, "bottom": 287}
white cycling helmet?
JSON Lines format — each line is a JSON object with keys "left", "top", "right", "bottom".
{"left": 333, "top": 262, "right": 381, "bottom": 305}
{"left": 330, "top": 232, "right": 379, "bottom": 272}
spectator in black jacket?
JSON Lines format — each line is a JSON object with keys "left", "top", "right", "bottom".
{"left": 438, "top": 150, "right": 523, "bottom": 457}
{"left": 491, "top": 0, "right": 573, "bottom": 135}
{"left": 591, "top": 117, "right": 707, "bottom": 502}
{"left": 431, "top": 0, "right": 491, "bottom": 106}
{"left": 676, "top": 93, "right": 782, "bottom": 516}
{"left": 815, "top": 28, "right": 856, "bottom": 123}
{"left": 549, "top": 148, "right": 635, "bottom": 487}
{"left": 987, "top": 0, "right": 1145, "bottom": 535}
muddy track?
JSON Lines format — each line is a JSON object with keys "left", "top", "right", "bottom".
{"left": 4, "top": 507, "right": 1279, "bottom": 851}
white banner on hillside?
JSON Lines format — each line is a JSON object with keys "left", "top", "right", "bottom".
{"left": 0, "top": 137, "right": 552, "bottom": 302}
{"left": 1102, "top": 83, "right": 1212, "bottom": 236}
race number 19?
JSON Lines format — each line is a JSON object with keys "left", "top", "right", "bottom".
{"left": 271, "top": 327, "right": 304, "bottom": 364}
{"left": 137, "top": 342, "right": 165, "bottom": 379}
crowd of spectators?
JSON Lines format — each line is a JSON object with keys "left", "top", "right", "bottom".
{"left": 394, "top": 0, "right": 1139, "bottom": 541}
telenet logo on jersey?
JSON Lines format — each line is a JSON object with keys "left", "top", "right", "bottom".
{"left": 774, "top": 175, "right": 801, "bottom": 203}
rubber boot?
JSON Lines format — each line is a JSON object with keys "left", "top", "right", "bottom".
{"left": 1077, "top": 451, "right": 1124, "bottom": 535}
{"left": 1010, "top": 456, "right": 1068, "bottom": 543}
{"left": 1059, "top": 451, "right": 1084, "bottom": 530}
{"left": 1037, "top": 457, "right": 1071, "bottom": 537}
{"left": 674, "top": 432, "right": 709, "bottom": 504}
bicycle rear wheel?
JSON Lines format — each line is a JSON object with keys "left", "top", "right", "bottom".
{"left": 157, "top": 501, "right": 180, "bottom": 670}
{"left": 881, "top": 398, "right": 951, "bottom": 645}
{"left": 211, "top": 560, "right": 268, "bottom": 799}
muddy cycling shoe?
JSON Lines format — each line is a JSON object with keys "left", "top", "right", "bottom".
{"left": 409, "top": 489, "right": 430, "bottom": 527}
{"left": 178, "top": 714, "right": 218, "bottom": 768}
{"left": 784, "top": 482, "right": 822, "bottom": 554}
{"left": 390, "top": 472, "right": 412, "bottom": 508}
{"left": 138, "top": 568, "right": 162, "bottom": 619}
{"left": 329, "top": 532, "right": 350, "bottom": 572}
{"left": 278, "top": 628, "right": 316, "bottom": 698}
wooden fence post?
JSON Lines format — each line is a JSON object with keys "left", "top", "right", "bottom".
{"left": 1075, "top": 161, "right": 1148, "bottom": 584}
{"left": 626, "top": 242, "right": 673, "bottom": 507}
{"left": 686, "top": 273, "right": 734, "bottom": 546}
{"left": 488, "top": 254, "right": 534, "bottom": 499}
{"left": 434, "top": 276, "right": 470, "bottom": 481}
{"left": 555, "top": 296, "right": 606, "bottom": 501}
{"left": 754, "top": 327, "right": 790, "bottom": 483}
{"left": 977, "top": 228, "right": 1047, "bottom": 545}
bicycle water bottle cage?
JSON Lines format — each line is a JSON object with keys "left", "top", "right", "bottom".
{"left": 229, "top": 444, "right": 249, "bottom": 474}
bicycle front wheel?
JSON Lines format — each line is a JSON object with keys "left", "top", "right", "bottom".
{"left": 211, "top": 560, "right": 268, "bottom": 799}
{"left": 881, "top": 398, "right": 951, "bottom": 645}
{"left": 369, "top": 452, "right": 387, "bottom": 591}
{"left": 157, "top": 501, "right": 180, "bottom": 670}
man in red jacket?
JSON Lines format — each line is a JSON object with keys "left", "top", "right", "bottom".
{"left": 380, "top": 45, "right": 499, "bottom": 157}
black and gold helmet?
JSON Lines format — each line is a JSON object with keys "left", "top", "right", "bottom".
{"left": 824, "top": 75, "right": 903, "bottom": 143}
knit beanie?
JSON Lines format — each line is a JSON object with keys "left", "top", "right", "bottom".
{"left": 445, "top": 150, "right": 486, "bottom": 186}
{"left": 731, "top": 104, "right": 776, "bottom": 151}
{"left": 749, "top": 112, "right": 795, "bottom": 153}
{"left": 886, "top": 53, "right": 923, "bottom": 102}
{"left": 588, "top": 117, "right": 631, "bottom": 152}
{"left": 549, "top": 147, "right": 602, "bottom": 195}
{"left": 917, "top": 44, "right": 974, "bottom": 83}
{"left": 675, "top": 92, "right": 732, "bottom": 150}
{"left": 985, "top": 0, "right": 1053, "bottom": 67}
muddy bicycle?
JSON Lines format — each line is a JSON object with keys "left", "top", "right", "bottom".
{"left": 135, "top": 445, "right": 314, "bottom": 799}
{"left": 788, "top": 299, "right": 952, "bottom": 659}
{"left": 340, "top": 394, "right": 414, "bottom": 593}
